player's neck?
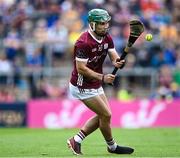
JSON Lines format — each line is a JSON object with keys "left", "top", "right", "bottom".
{"left": 90, "top": 30, "right": 103, "bottom": 41}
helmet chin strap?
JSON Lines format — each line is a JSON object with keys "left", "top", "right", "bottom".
{"left": 89, "top": 23, "right": 95, "bottom": 32}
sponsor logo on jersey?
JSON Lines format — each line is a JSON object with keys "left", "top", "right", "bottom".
{"left": 92, "top": 48, "right": 97, "bottom": 52}
{"left": 104, "top": 43, "right": 108, "bottom": 49}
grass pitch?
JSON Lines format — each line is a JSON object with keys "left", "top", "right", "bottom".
{"left": 0, "top": 128, "right": 180, "bottom": 157}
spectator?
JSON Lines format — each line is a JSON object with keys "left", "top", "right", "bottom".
{"left": 159, "top": 65, "right": 173, "bottom": 88}
{"left": 0, "top": 52, "right": 13, "bottom": 84}
{"left": 151, "top": 51, "right": 167, "bottom": 68}
{"left": 0, "top": 86, "right": 15, "bottom": 102}
{"left": 33, "top": 19, "right": 48, "bottom": 45}
{"left": 47, "top": 18, "right": 69, "bottom": 66}
{"left": 160, "top": 23, "right": 178, "bottom": 42}
{"left": 3, "top": 28, "right": 22, "bottom": 62}
{"left": 26, "top": 47, "right": 44, "bottom": 67}
{"left": 117, "top": 88, "right": 134, "bottom": 102}
{"left": 170, "top": 82, "right": 180, "bottom": 98}
{"left": 150, "top": 85, "right": 172, "bottom": 100}
{"left": 31, "top": 78, "right": 48, "bottom": 99}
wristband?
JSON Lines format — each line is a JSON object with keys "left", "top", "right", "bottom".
{"left": 102, "top": 74, "right": 105, "bottom": 83}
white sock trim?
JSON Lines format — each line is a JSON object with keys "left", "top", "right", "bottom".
{"left": 74, "top": 131, "right": 86, "bottom": 143}
{"left": 106, "top": 139, "right": 117, "bottom": 151}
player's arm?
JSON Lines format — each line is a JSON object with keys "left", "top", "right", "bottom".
{"left": 108, "top": 48, "right": 125, "bottom": 68}
{"left": 75, "top": 43, "right": 115, "bottom": 84}
{"left": 76, "top": 60, "right": 115, "bottom": 84}
{"left": 76, "top": 60, "right": 103, "bottom": 81}
{"left": 75, "top": 45, "right": 103, "bottom": 81}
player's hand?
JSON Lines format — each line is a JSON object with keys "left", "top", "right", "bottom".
{"left": 113, "top": 59, "right": 126, "bottom": 69}
{"left": 103, "top": 74, "right": 115, "bottom": 84}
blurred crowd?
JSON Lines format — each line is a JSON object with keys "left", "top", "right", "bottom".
{"left": 0, "top": 0, "right": 180, "bottom": 102}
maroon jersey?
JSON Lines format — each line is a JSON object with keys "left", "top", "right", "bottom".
{"left": 70, "top": 30, "right": 114, "bottom": 89}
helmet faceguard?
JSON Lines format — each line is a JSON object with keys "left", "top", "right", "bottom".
{"left": 88, "top": 9, "right": 111, "bottom": 36}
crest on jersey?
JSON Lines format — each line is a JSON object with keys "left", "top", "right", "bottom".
{"left": 98, "top": 44, "right": 103, "bottom": 51}
{"left": 104, "top": 43, "right": 108, "bottom": 49}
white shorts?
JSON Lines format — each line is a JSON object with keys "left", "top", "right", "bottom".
{"left": 69, "top": 83, "right": 104, "bottom": 100}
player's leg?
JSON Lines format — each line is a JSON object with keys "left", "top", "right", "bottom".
{"left": 67, "top": 95, "right": 111, "bottom": 155}
{"left": 67, "top": 116, "right": 99, "bottom": 155}
{"left": 72, "top": 115, "right": 99, "bottom": 145}
{"left": 82, "top": 95, "right": 113, "bottom": 141}
{"left": 72, "top": 95, "right": 110, "bottom": 143}
{"left": 80, "top": 93, "right": 134, "bottom": 154}
{"left": 81, "top": 115, "right": 99, "bottom": 135}
{"left": 67, "top": 90, "right": 134, "bottom": 155}
{"left": 76, "top": 93, "right": 113, "bottom": 140}
{"left": 99, "top": 93, "right": 134, "bottom": 154}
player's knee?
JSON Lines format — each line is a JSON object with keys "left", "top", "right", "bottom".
{"left": 106, "top": 111, "right": 112, "bottom": 119}
{"left": 101, "top": 111, "right": 112, "bottom": 121}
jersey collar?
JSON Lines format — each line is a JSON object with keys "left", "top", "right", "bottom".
{"left": 88, "top": 30, "right": 102, "bottom": 43}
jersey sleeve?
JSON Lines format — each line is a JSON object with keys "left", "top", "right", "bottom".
{"left": 75, "top": 42, "right": 89, "bottom": 62}
{"left": 107, "top": 34, "right": 115, "bottom": 52}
